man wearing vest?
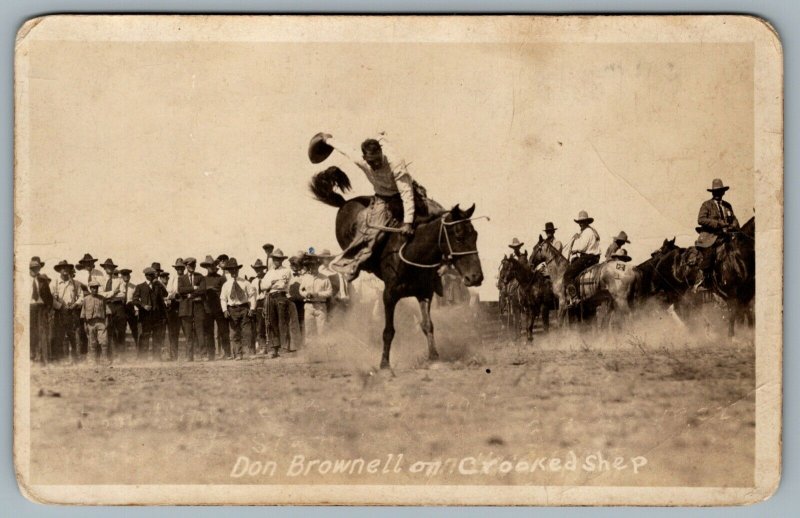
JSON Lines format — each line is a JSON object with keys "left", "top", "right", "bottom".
{"left": 50, "top": 260, "right": 84, "bottom": 363}
{"left": 564, "top": 210, "right": 601, "bottom": 306}
{"left": 262, "top": 249, "right": 292, "bottom": 357}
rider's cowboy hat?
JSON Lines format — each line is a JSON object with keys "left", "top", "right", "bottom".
{"left": 251, "top": 258, "right": 268, "bottom": 270}
{"left": 612, "top": 231, "right": 630, "bottom": 244}
{"left": 271, "top": 249, "right": 288, "bottom": 260}
{"left": 100, "top": 258, "right": 118, "bottom": 269}
{"left": 610, "top": 248, "right": 632, "bottom": 262}
{"left": 200, "top": 255, "right": 217, "bottom": 268}
{"left": 172, "top": 258, "right": 186, "bottom": 268}
{"left": 508, "top": 238, "right": 524, "bottom": 249}
{"left": 544, "top": 222, "right": 557, "bottom": 233}
{"left": 78, "top": 253, "right": 97, "bottom": 265}
{"left": 53, "top": 259, "right": 73, "bottom": 272}
{"left": 221, "top": 257, "right": 243, "bottom": 270}
{"left": 574, "top": 210, "right": 594, "bottom": 224}
{"left": 707, "top": 178, "right": 730, "bottom": 193}
{"left": 308, "top": 132, "right": 334, "bottom": 164}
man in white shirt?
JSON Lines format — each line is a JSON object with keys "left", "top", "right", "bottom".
{"left": 220, "top": 258, "right": 256, "bottom": 360}
{"left": 50, "top": 260, "right": 83, "bottom": 363}
{"left": 313, "top": 132, "right": 438, "bottom": 282}
{"left": 164, "top": 258, "right": 185, "bottom": 360}
{"left": 262, "top": 249, "right": 292, "bottom": 357}
{"left": 564, "top": 211, "right": 601, "bottom": 305}
{"left": 98, "top": 258, "right": 126, "bottom": 358}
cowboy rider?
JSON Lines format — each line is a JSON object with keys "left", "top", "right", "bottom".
{"left": 693, "top": 178, "right": 740, "bottom": 288}
{"left": 508, "top": 238, "right": 527, "bottom": 262}
{"left": 564, "top": 210, "right": 601, "bottom": 305}
{"left": 605, "top": 231, "right": 631, "bottom": 261}
{"left": 533, "top": 222, "right": 562, "bottom": 276}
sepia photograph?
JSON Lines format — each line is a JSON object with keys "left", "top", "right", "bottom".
{"left": 13, "top": 15, "right": 782, "bottom": 505}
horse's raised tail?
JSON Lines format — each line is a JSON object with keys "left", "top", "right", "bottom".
{"left": 309, "top": 166, "right": 352, "bottom": 208}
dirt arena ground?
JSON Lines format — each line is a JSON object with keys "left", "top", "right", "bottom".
{"left": 27, "top": 302, "right": 755, "bottom": 487}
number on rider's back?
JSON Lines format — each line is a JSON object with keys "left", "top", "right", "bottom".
{"left": 616, "top": 263, "right": 626, "bottom": 271}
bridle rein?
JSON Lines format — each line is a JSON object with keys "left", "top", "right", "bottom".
{"left": 396, "top": 214, "right": 488, "bottom": 269}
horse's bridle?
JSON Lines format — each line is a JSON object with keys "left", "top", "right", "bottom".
{"left": 398, "top": 215, "right": 489, "bottom": 269}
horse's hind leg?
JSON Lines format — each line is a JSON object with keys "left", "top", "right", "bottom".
{"left": 417, "top": 297, "right": 439, "bottom": 361}
{"left": 381, "top": 295, "right": 397, "bottom": 369}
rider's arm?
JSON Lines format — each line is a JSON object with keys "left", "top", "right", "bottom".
{"left": 395, "top": 172, "right": 415, "bottom": 225}
{"left": 324, "top": 136, "right": 366, "bottom": 168}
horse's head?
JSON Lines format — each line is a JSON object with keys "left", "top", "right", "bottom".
{"left": 530, "top": 235, "right": 550, "bottom": 265}
{"left": 444, "top": 204, "right": 484, "bottom": 287}
{"left": 651, "top": 236, "right": 678, "bottom": 258}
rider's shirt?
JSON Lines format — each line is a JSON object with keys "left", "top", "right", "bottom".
{"left": 327, "top": 134, "right": 416, "bottom": 224}
{"left": 567, "top": 226, "right": 600, "bottom": 258}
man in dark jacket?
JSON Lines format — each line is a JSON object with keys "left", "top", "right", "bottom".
{"left": 178, "top": 257, "right": 206, "bottom": 361}
{"left": 692, "top": 178, "right": 740, "bottom": 289}
{"left": 201, "top": 255, "right": 230, "bottom": 360}
{"left": 133, "top": 267, "right": 168, "bottom": 360}
{"left": 29, "top": 256, "right": 53, "bottom": 363}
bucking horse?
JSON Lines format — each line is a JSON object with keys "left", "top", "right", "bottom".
{"left": 309, "top": 166, "right": 484, "bottom": 368}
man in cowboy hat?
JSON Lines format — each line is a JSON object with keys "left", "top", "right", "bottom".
{"left": 201, "top": 255, "right": 230, "bottom": 360}
{"left": 163, "top": 258, "right": 185, "bottom": 360}
{"left": 118, "top": 268, "right": 140, "bottom": 357}
{"left": 220, "top": 258, "right": 257, "bottom": 360}
{"left": 299, "top": 252, "right": 333, "bottom": 339}
{"left": 51, "top": 260, "right": 83, "bottom": 363}
{"left": 97, "top": 258, "right": 126, "bottom": 358}
{"left": 564, "top": 210, "right": 601, "bottom": 305}
{"left": 133, "top": 267, "right": 168, "bottom": 361}
{"left": 311, "top": 132, "right": 443, "bottom": 282}
{"left": 533, "top": 223, "right": 563, "bottom": 277}
{"left": 75, "top": 253, "right": 104, "bottom": 357}
{"left": 28, "top": 257, "right": 53, "bottom": 363}
{"left": 691, "top": 178, "right": 741, "bottom": 289}
{"left": 81, "top": 279, "right": 109, "bottom": 365}
{"left": 261, "top": 249, "right": 292, "bottom": 357}
{"left": 605, "top": 231, "right": 631, "bottom": 261}
{"left": 250, "top": 259, "right": 269, "bottom": 353}
{"left": 508, "top": 238, "right": 527, "bottom": 262}
{"left": 177, "top": 257, "right": 207, "bottom": 361}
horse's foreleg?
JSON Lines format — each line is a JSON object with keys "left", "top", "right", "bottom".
{"left": 541, "top": 303, "right": 550, "bottom": 333}
{"left": 728, "top": 299, "right": 737, "bottom": 338}
{"left": 526, "top": 306, "right": 535, "bottom": 342}
{"left": 417, "top": 297, "right": 439, "bottom": 361}
{"left": 381, "top": 295, "right": 397, "bottom": 369}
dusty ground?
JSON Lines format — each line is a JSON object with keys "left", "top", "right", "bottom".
{"left": 27, "top": 302, "right": 754, "bottom": 487}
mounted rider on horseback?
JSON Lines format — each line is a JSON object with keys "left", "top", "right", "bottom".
{"left": 563, "top": 210, "right": 601, "bottom": 306}
{"left": 308, "top": 132, "right": 444, "bottom": 282}
{"left": 687, "top": 178, "right": 740, "bottom": 291}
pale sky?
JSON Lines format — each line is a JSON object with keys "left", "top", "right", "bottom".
{"left": 20, "top": 39, "right": 754, "bottom": 299}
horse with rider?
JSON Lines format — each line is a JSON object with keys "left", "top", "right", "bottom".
{"left": 307, "top": 132, "right": 485, "bottom": 368}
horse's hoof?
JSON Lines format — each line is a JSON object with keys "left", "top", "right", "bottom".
{"left": 380, "top": 360, "right": 391, "bottom": 370}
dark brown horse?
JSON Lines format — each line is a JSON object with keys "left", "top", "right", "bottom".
{"left": 497, "top": 255, "right": 524, "bottom": 335}
{"left": 502, "top": 255, "right": 554, "bottom": 341}
{"left": 310, "top": 167, "right": 484, "bottom": 368}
